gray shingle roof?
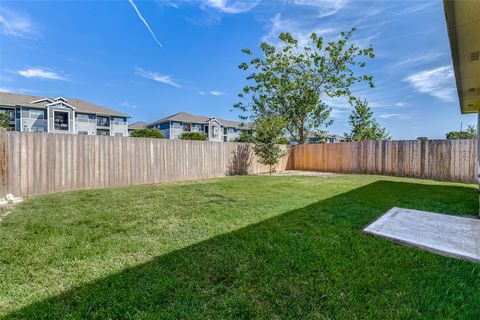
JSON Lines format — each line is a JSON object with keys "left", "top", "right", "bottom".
{"left": 0, "top": 91, "right": 130, "bottom": 118}
{"left": 128, "top": 121, "right": 148, "bottom": 130}
{"left": 149, "top": 112, "right": 249, "bottom": 129}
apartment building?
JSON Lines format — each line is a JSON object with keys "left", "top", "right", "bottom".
{"left": 132, "top": 112, "right": 250, "bottom": 142}
{"left": 0, "top": 92, "right": 129, "bottom": 136}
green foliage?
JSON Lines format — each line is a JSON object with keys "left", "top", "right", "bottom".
{"left": 253, "top": 117, "right": 286, "bottom": 174}
{"left": 0, "top": 112, "right": 12, "bottom": 130}
{"left": 235, "top": 28, "right": 375, "bottom": 144}
{"left": 344, "top": 99, "right": 390, "bottom": 141}
{"left": 130, "top": 129, "right": 164, "bottom": 139}
{"left": 180, "top": 132, "right": 207, "bottom": 141}
{"left": 233, "top": 131, "right": 255, "bottom": 143}
{"left": 446, "top": 125, "right": 477, "bottom": 139}
{"left": 278, "top": 137, "right": 289, "bottom": 145}
{"left": 417, "top": 136, "right": 428, "bottom": 141}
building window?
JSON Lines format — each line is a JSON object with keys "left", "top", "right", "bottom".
{"left": 97, "top": 129, "right": 110, "bottom": 136}
{"left": 97, "top": 116, "right": 110, "bottom": 127}
{"left": 30, "top": 110, "right": 45, "bottom": 119}
{"left": 54, "top": 111, "right": 69, "bottom": 131}
{"left": 224, "top": 127, "right": 227, "bottom": 135}
{"left": 183, "top": 123, "right": 191, "bottom": 132}
{"left": 224, "top": 136, "right": 227, "bottom": 142}
{"left": 76, "top": 113, "right": 95, "bottom": 123}
{"left": 172, "top": 122, "right": 182, "bottom": 128}
{"left": 111, "top": 117, "right": 126, "bottom": 125}
{"left": 159, "top": 122, "right": 169, "bottom": 130}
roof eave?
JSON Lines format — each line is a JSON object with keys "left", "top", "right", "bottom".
{"left": 444, "top": 0, "right": 465, "bottom": 113}
{"left": 444, "top": 0, "right": 480, "bottom": 114}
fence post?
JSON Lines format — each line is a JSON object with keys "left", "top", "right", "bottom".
{"left": 0, "top": 129, "right": 7, "bottom": 198}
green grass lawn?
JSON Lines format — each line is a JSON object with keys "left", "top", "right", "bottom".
{"left": 0, "top": 175, "right": 479, "bottom": 319}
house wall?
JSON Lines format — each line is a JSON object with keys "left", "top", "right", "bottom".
{"left": 160, "top": 128, "right": 170, "bottom": 139}
{"left": 148, "top": 120, "right": 246, "bottom": 142}
{"left": 207, "top": 120, "right": 223, "bottom": 142}
{"left": 75, "top": 113, "right": 97, "bottom": 135}
{"left": 169, "top": 122, "right": 184, "bottom": 139}
{"left": 225, "top": 128, "right": 242, "bottom": 142}
{"left": 75, "top": 122, "right": 97, "bottom": 135}
{"left": 110, "top": 117, "right": 128, "bottom": 137}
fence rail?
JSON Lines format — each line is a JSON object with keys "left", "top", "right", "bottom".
{"left": 290, "top": 139, "right": 477, "bottom": 183}
{"left": 0, "top": 130, "right": 290, "bottom": 197}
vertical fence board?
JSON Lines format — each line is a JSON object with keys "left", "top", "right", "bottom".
{"left": 1, "top": 129, "right": 476, "bottom": 198}
{"left": 0, "top": 130, "right": 290, "bottom": 197}
{"left": 289, "top": 139, "right": 477, "bottom": 183}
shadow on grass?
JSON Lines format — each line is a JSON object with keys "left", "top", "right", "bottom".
{"left": 5, "top": 181, "right": 480, "bottom": 319}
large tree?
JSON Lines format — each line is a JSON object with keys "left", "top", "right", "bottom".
{"left": 344, "top": 98, "right": 389, "bottom": 141}
{"left": 235, "top": 28, "right": 375, "bottom": 144}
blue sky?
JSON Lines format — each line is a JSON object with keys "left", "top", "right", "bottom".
{"left": 0, "top": 0, "right": 476, "bottom": 139}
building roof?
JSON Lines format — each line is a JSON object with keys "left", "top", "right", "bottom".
{"left": 128, "top": 121, "right": 148, "bottom": 130}
{"left": 148, "top": 112, "right": 249, "bottom": 129}
{"left": 0, "top": 91, "right": 130, "bottom": 117}
{"left": 444, "top": 0, "right": 480, "bottom": 113}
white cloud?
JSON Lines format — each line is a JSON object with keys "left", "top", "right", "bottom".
{"left": 128, "top": 0, "right": 162, "bottom": 48}
{"left": 167, "top": 0, "right": 258, "bottom": 14}
{"left": 395, "top": 102, "right": 406, "bottom": 107}
{"left": 135, "top": 67, "right": 181, "bottom": 88}
{"left": 204, "top": 0, "right": 259, "bottom": 13}
{"left": 330, "top": 108, "right": 348, "bottom": 118}
{"left": 0, "top": 7, "right": 39, "bottom": 38}
{"left": 288, "top": 0, "right": 349, "bottom": 17}
{"left": 403, "top": 66, "right": 456, "bottom": 102}
{"left": 120, "top": 101, "right": 137, "bottom": 109}
{"left": 379, "top": 113, "right": 411, "bottom": 120}
{"left": 17, "top": 67, "right": 67, "bottom": 80}
{"left": 262, "top": 13, "right": 337, "bottom": 46}
{"left": 393, "top": 52, "right": 444, "bottom": 68}
{"left": 394, "top": 2, "right": 436, "bottom": 17}
{"left": 210, "top": 90, "right": 225, "bottom": 96}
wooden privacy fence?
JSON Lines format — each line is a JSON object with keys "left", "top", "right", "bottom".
{"left": 291, "top": 139, "right": 477, "bottom": 183}
{"left": 0, "top": 130, "right": 290, "bottom": 197}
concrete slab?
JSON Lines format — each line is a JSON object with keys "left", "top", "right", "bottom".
{"left": 364, "top": 207, "right": 480, "bottom": 263}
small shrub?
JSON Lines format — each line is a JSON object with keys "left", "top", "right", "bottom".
{"left": 180, "top": 132, "right": 207, "bottom": 141}
{"left": 233, "top": 131, "right": 255, "bottom": 143}
{"left": 130, "top": 129, "right": 164, "bottom": 139}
